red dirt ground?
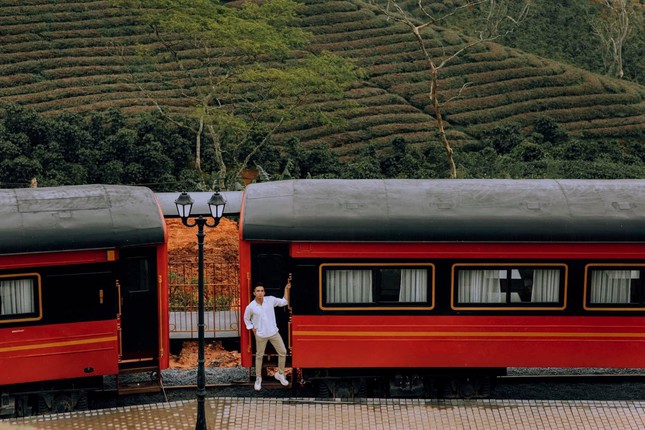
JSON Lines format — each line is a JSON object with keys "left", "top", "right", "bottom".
{"left": 170, "top": 340, "right": 241, "bottom": 369}
{"left": 165, "top": 217, "right": 239, "bottom": 264}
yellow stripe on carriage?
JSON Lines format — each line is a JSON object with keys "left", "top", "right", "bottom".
{"left": 0, "top": 336, "right": 117, "bottom": 353}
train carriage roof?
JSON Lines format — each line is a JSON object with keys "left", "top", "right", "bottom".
{"left": 0, "top": 185, "right": 165, "bottom": 255}
{"left": 241, "top": 179, "right": 645, "bottom": 243}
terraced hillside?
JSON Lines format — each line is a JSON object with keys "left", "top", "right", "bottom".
{"left": 0, "top": 0, "right": 643, "bottom": 157}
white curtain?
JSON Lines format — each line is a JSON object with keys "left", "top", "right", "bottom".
{"left": 532, "top": 269, "right": 560, "bottom": 302}
{"left": 326, "top": 270, "right": 373, "bottom": 303}
{"left": 458, "top": 270, "right": 501, "bottom": 303}
{"left": 1, "top": 278, "right": 35, "bottom": 315}
{"left": 590, "top": 270, "right": 634, "bottom": 304}
{"left": 399, "top": 269, "right": 428, "bottom": 302}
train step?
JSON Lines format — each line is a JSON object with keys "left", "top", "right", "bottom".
{"left": 256, "top": 381, "right": 293, "bottom": 389}
{"left": 117, "top": 380, "right": 162, "bottom": 395}
{"left": 117, "top": 361, "right": 163, "bottom": 395}
{"left": 118, "top": 364, "right": 160, "bottom": 376}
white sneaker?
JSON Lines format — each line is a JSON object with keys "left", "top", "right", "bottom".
{"left": 254, "top": 377, "right": 262, "bottom": 391}
{"left": 274, "top": 372, "right": 289, "bottom": 386}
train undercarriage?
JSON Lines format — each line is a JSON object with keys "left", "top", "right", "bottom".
{"left": 301, "top": 368, "right": 506, "bottom": 399}
{"left": 0, "top": 377, "right": 101, "bottom": 417}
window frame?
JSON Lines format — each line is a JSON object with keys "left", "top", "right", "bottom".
{"left": 584, "top": 263, "right": 645, "bottom": 311}
{"left": 0, "top": 273, "right": 43, "bottom": 323}
{"left": 451, "top": 263, "right": 568, "bottom": 311}
{"left": 319, "top": 263, "right": 435, "bottom": 311}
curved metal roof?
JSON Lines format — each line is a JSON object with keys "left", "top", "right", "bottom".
{"left": 0, "top": 185, "right": 165, "bottom": 255}
{"left": 241, "top": 179, "right": 645, "bottom": 243}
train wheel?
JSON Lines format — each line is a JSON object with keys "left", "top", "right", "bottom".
{"left": 317, "top": 378, "right": 367, "bottom": 399}
{"left": 442, "top": 376, "right": 491, "bottom": 399}
{"left": 75, "top": 392, "right": 89, "bottom": 411}
{"left": 442, "top": 378, "right": 466, "bottom": 399}
{"left": 356, "top": 379, "right": 368, "bottom": 398}
{"left": 423, "top": 378, "right": 436, "bottom": 399}
{"left": 36, "top": 396, "right": 50, "bottom": 415}
{"left": 478, "top": 377, "right": 492, "bottom": 398}
{"left": 331, "top": 380, "right": 354, "bottom": 398}
{"left": 14, "top": 396, "right": 32, "bottom": 417}
{"left": 52, "top": 394, "right": 73, "bottom": 413}
{"left": 317, "top": 381, "right": 331, "bottom": 398}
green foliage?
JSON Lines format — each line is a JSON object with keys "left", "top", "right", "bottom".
{"left": 459, "top": 0, "right": 644, "bottom": 84}
{"left": 0, "top": 104, "right": 191, "bottom": 189}
{"left": 342, "top": 143, "right": 384, "bottom": 179}
{"left": 455, "top": 147, "right": 500, "bottom": 179}
{"left": 481, "top": 124, "right": 523, "bottom": 154}
{"left": 239, "top": 51, "right": 360, "bottom": 101}
{"left": 533, "top": 116, "right": 569, "bottom": 144}
{"left": 0, "top": 104, "right": 643, "bottom": 187}
{"left": 455, "top": 113, "right": 645, "bottom": 179}
{"left": 300, "top": 143, "right": 342, "bottom": 178}
{"left": 136, "top": 0, "right": 309, "bottom": 57}
{"left": 111, "top": 0, "right": 361, "bottom": 189}
{"left": 510, "top": 140, "right": 547, "bottom": 163}
{"left": 0, "top": 0, "right": 643, "bottom": 184}
{"left": 0, "top": 155, "right": 42, "bottom": 185}
{"left": 380, "top": 137, "right": 426, "bottom": 178}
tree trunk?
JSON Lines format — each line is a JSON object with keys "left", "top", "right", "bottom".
{"left": 411, "top": 26, "right": 457, "bottom": 178}
{"left": 207, "top": 124, "right": 227, "bottom": 191}
{"left": 429, "top": 69, "right": 457, "bottom": 179}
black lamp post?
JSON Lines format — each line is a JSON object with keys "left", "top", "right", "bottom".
{"left": 174, "top": 191, "right": 226, "bottom": 430}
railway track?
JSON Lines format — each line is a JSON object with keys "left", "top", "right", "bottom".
{"left": 150, "top": 373, "right": 645, "bottom": 392}
{"left": 492, "top": 373, "right": 645, "bottom": 401}
{"left": 89, "top": 372, "right": 645, "bottom": 412}
{"left": 500, "top": 373, "right": 645, "bottom": 384}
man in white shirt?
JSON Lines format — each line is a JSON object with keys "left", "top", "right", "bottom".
{"left": 243, "top": 279, "right": 291, "bottom": 391}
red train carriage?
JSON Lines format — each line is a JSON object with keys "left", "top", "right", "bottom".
{"left": 239, "top": 179, "right": 645, "bottom": 398}
{"left": 0, "top": 185, "right": 169, "bottom": 416}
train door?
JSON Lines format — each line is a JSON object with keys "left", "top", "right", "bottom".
{"left": 118, "top": 247, "right": 159, "bottom": 362}
{"left": 250, "top": 244, "right": 291, "bottom": 368}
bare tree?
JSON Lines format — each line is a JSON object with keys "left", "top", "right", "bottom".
{"left": 591, "top": 0, "right": 636, "bottom": 79}
{"left": 368, "top": 0, "right": 530, "bottom": 178}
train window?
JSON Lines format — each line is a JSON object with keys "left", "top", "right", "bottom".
{"left": 122, "top": 258, "right": 150, "bottom": 293}
{"left": 320, "top": 264, "right": 434, "bottom": 310}
{"left": 0, "top": 274, "right": 41, "bottom": 322}
{"left": 452, "top": 264, "right": 566, "bottom": 310}
{"left": 585, "top": 266, "right": 645, "bottom": 309}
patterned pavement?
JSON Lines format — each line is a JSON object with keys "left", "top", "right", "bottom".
{"left": 3, "top": 397, "right": 645, "bottom": 430}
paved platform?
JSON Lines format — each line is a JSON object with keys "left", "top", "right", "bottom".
{"left": 3, "top": 397, "right": 645, "bottom": 430}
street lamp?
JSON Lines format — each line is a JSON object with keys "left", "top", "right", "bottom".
{"left": 174, "top": 190, "right": 226, "bottom": 430}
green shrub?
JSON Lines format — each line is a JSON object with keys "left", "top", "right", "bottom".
{"left": 313, "top": 25, "right": 406, "bottom": 44}
{"left": 303, "top": 17, "right": 388, "bottom": 34}
{"left": 300, "top": 1, "right": 358, "bottom": 17}
{"left": 450, "top": 93, "right": 643, "bottom": 125}
{"left": 301, "top": 9, "right": 374, "bottom": 27}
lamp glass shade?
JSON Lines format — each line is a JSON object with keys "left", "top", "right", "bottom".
{"left": 208, "top": 192, "right": 226, "bottom": 220}
{"left": 174, "top": 192, "right": 194, "bottom": 218}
